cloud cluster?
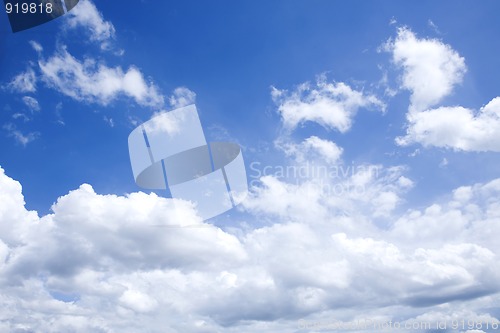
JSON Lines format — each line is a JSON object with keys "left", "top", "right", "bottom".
{"left": 6, "top": 0, "right": 164, "bottom": 111}
{"left": 386, "top": 28, "right": 500, "bottom": 152}
{"left": 271, "top": 74, "right": 383, "bottom": 177}
{"left": 2, "top": 2, "right": 500, "bottom": 330}
{"left": 1, "top": 158, "right": 499, "bottom": 332}
{"left": 3, "top": 0, "right": 168, "bottom": 147}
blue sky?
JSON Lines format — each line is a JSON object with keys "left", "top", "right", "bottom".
{"left": 1, "top": 0, "right": 500, "bottom": 215}
{"left": 1, "top": 1, "right": 500, "bottom": 214}
{"left": 1, "top": 1, "right": 500, "bottom": 332}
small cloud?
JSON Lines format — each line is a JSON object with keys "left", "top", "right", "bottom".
{"left": 272, "top": 74, "right": 385, "bottom": 133}
{"left": 408, "top": 148, "right": 420, "bottom": 157}
{"left": 3, "top": 123, "right": 39, "bottom": 146}
{"left": 376, "top": 65, "right": 398, "bottom": 98}
{"left": 29, "top": 40, "right": 43, "bottom": 53}
{"left": 278, "top": 136, "right": 343, "bottom": 164}
{"left": 103, "top": 116, "right": 114, "bottom": 127}
{"left": 169, "top": 87, "right": 196, "bottom": 109}
{"left": 7, "top": 67, "right": 37, "bottom": 93}
{"left": 54, "top": 102, "right": 65, "bottom": 125}
{"left": 397, "top": 176, "right": 414, "bottom": 189}
{"left": 428, "top": 19, "right": 441, "bottom": 34}
{"left": 12, "top": 113, "right": 31, "bottom": 122}
{"left": 22, "top": 96, "right": 40, "bottom": 112}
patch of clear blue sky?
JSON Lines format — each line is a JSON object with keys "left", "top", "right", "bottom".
{"left": 1, "top": 0, "right": 500, "bottom": 215}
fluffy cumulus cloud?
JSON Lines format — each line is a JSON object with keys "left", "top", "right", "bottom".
{"left": 272, "top": 75, "right": 385, "bottom": 133}
{"left": 38, "top": 46, "right": 164, "bottom": 107}
{"left": 384, "top": 27, "right": 466, "bottom": 113}
{"left": 0, "top": 167, "right": 249, "bottom": 332}
{"left": 65, "top": 0, "right": 116, "bottom": 49}
{"left": 397, "top": 95, "right": 500, "bottom": 152}
{"left": 1, "top": 158, "right": 500, "bottom": 332}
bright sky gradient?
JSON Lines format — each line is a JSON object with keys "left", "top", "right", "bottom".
{"left": 1, "top": 1, "right": 500, "bottom": 332}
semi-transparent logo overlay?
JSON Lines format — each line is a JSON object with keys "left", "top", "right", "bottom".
{"left": 128, "top": 104, "right": 248, "bottom": 221}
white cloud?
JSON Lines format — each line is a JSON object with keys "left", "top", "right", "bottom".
{"left": 0, "top": 167, "right": 40, "bottom": 246}
{"left": 12, "top": 113, "right": 31, "bottom": 122}
{"left": 384, "top": 27, "right": 466, "bottom": 112}
{"left": 22, "top": 96, "right": 40, "bottom": 112}
{"left": 390, "top": 177, "right": 500, "bottom": 249}
{"left": 29, "top": 40, "right": 43, "bottom": 53}
{"left": 428, "top": 19, "right": 441, "bottom": 34}
{"left": 143, "top": 110, "right": 182, "bottom": 136}
{"left": 2, "top": 123, "right": 39, "bottom": 146}
{"left": 118, "top": 289, "right": 158, "bottom": 313}
{"left": 38, "top": 46, "right": 164, "bottom": 107}
{"left": 278, "top": 135, "right": 343, "bottom": 164}
{"left": 169, "top": 87, "right": 196, "bottom": 109}
{"left": 299, "top": 136, "right": 343, "bottom": 164}
{"left": 397, "top": 97, "right": 500, "bottom": 151}
{"left": 398, "top": 176, "right": 414, "bottom": 189}
{"left": 272, "top": 75, "right": 385, "bottom": 133}
{"left": 0, "top": 162, "right": 500, "bottom": 331}
{"left": 103, "top": 116, "right": 114, "bottom": 127}
{"left": 440, "top": 157, "right": 449, "bottom": 168}
{"left": 65, "top": 0, "right": 115, "bottom": 49}
{"left": 384, "top": 28, "right": 500, "bottom": 152}
{"left": 245, "top": 164, "right": 411, "bottom": 222}
{"left": 7, "top": 67, "right": 37, "bottom": 93}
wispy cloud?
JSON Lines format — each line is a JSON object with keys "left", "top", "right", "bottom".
{"left": 3, "top": 123, "right": 39, "bottom": 146}
{"left": 7, "top": 67, "right": 37, "bottom": 93}
{"left": 22, "top": 96, "right": 40, "bottom": 112}
{"left": 169, "top": 87, "right": 196, "bottom": 109}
